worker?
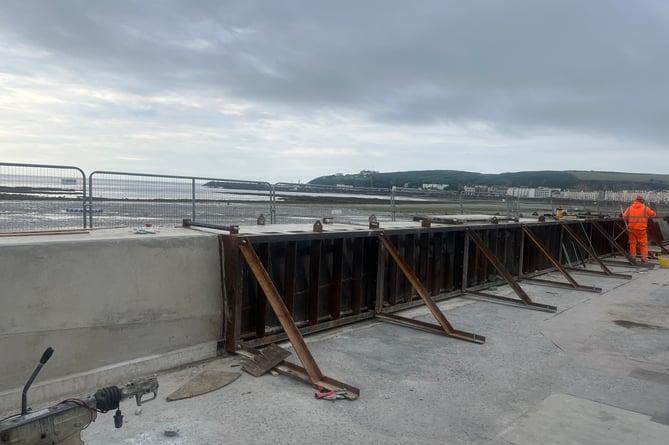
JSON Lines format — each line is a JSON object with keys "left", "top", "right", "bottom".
{"left": 556, "top": 208, "right": 564, "bottom": 218}
{"left": 623, "top": 196, "right": 657, "bottom": 262}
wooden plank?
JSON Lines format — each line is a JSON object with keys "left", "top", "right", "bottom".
{"left": 242, "top": 344, "right": 291, "bottom": 377}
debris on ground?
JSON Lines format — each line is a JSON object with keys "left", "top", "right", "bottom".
{"left": 241, "top": 344, "right": 291, "bottom": 377}
{"left": 166, "top": 370, "right": 241, "bottom": 401}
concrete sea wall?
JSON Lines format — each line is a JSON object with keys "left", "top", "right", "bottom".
{"left": 0, "top": 228, "right": 223, "bottom": 413}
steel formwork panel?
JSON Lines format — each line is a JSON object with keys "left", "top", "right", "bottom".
{"left": 217, "top": 217, "right": 636, "bottom": 351}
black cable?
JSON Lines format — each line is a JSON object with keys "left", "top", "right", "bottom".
{"left": 0, "top": 413, "right": 20, "bottom": 422}
{"left": 60, "top": 398, "right": 96, "bottom": 429}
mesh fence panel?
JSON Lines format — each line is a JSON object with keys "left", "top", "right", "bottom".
{"left": 89, "top": 172, "right": 272, "bottom": 229}
{"left": 272, "top": 183, "right": 394, "bottom": 225}
{"left": 1, "top": 162, "right": 642, "bottom": 233}
{"left": 0, "top": 163, "right": 86, "bottom": 232}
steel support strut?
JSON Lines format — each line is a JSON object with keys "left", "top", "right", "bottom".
{"left": 238, "top": 238, "right": 359, "bottom": 399}
{"left": 521, "top": 226, "right": 601, "bottom": 293}
{"left": 590, "top": 221, "right": 642, "bottom": 266}
{"left": 559, "top": 222, "right": 633, "bottom": 278}
{"left": 464, "top": 229, "right": 557, "bottom": 313}
{"left": 377, "top": 232, "right": 485, "bottom": 344}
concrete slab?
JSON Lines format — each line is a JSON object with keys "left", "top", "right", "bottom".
{"left": 0, "top": 226, "right": 214, "bottom": 246}
{"left": 499, "top": 393, "right": 669, "bottom": 445}
{"left": 0, "top": 227, "right": 223, "bottom": 413}
{"left": 37, "top": 263, "right": 669, "bottom": 444}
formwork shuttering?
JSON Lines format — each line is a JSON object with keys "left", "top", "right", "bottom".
{"left": 214, "top": 216, "right": 669, "bottom": 355}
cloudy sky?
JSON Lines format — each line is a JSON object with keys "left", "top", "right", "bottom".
{"left": 0, "top": 1, "right": 667, "bottom": 183}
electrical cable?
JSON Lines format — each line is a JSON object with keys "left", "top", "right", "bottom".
{"left": 60, "top": 398, "right": 96, "bottom": 429}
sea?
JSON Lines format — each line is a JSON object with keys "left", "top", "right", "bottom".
{"left": 0, "top": 174, "right": 406, "bottom": 232}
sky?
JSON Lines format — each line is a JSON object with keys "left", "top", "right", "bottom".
{"left": 0, "top": 1, "right": 667, "bottom": 184}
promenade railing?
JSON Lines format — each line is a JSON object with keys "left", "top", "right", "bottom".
{"left": 88, "top": 171, "right": 272, "bottom": 229}
{"left": 0, "top": 162, "right": 86, "bottom": 232}
{"left": 1, "top": 162, "right": 634, "bottom": 233}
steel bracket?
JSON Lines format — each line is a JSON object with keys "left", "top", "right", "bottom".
{"left": 589, "top": 221, "right": 654, "bottom": 268}
{"left": 462, "top": 229, "right": 557, "bottom": 312}
{"left": 377, "top": 232, "right": 485, "bottom": 344}
{"left": 237, "top": 238, "right": 359, "bottom": 400}
{"left": 559, "top": 222, "right": 636, "bottom": 275}
{"left": 521, "top": 226, "right": 601, "bottom": 293}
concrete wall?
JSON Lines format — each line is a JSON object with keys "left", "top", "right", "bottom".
{"left": 0, "top": 228, "right": 223, "bottom": 413}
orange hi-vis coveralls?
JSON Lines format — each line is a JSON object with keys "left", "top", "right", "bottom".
{"left": 623, "top": 201, "right": 656, "bottom": 261}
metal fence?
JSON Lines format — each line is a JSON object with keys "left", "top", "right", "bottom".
{"left": 88, "top": 171, "right": 272, "bottom": 229}
{"left": 272, "top": 182, "right": 397, "bottom": 225}
{"left": 0, "top": 163, "right": 86, "bottom": 233}
{"left": 0, "top": 162, "right": 639, "bottom": 233}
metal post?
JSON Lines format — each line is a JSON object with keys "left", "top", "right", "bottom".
{"left": 88, "top": 174, "right": 94, "bottom": 228}
{"left": 270, "top": 185, "right": 276, "bottom": 224}
{"left": 391, "top": 186, "right": 396, "bottom": 222}
{"left": 192, "top": 178, "right": 196, "bottom": 222}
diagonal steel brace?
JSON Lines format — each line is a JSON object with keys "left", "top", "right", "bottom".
{"left": 521, "top": 226, "right": 601, "bottom": 293}
{"left": 464, "top": 230, "right": 557, "bottom": 313}
{"left": 377, "top": 232, "right": 485, "bottom": 344}
{"left": 559, "top": 222, "right": 634, "bottom": 277}
{"left": 238, "top": 238, "right": 359, "bottom": 400}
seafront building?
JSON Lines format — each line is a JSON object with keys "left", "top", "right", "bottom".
{"left": 504, "top": 187, "right": 669, "bottom": 203}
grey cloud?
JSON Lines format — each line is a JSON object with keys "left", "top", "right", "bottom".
{"left": 0, "top": 0, "right": 667, "bottom": 176}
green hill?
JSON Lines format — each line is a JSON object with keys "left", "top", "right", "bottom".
{"left": 308, "top": 170, "right": 669, "bottom": 191}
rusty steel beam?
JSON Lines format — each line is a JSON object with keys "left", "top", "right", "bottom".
{"left": 241, "top": 312, "right": 375, "bottom": 349}
{"left": 307, "top": 239, "right": 321, "bottom": 325}
{"left": 464, "top": 290, "right": 557, "bottom": 313}
{"left": 378, "top": 232, "right": 485, "bottom": 344}
{"left": 564, "top": 267, "right": 631, "bottom": 280}
{"left": 352, "top": 237, "right": 364, "bottom": 314}
{"left": 590, "top": 221, "right": 653, "bottom": 268}
{"left": 521, "top": 226, "right": 601, "bottom": 293}
{"left": 464, "top": 229, "right": 557, "bottom": 312}
{"left": 222, "top": 235, "right": 243, "bottom": 352}
{"left": 237, "top": 347, "right": 360, "bottom": 400}
{"left": 559, "top": 223, "right": 634, "bottom": 275}
{"left": 238, "top": 238, "right": 358, "bottom": 399}
{"left": 375, "top": 313, "right": 485, "bottom": 343}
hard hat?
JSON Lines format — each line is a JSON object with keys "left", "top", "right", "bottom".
{"left": 636, "top": 195, "right": 645, "bottom": 202}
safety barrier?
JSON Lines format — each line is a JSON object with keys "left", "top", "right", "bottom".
{"left": 0, "top": 162, "right": 86, "bottom": 232}
{"left": 87, "top": 171, "right": 272, "bottom": 228}
{"left": 1, "top": 162, "right": 664, "bottom": 233}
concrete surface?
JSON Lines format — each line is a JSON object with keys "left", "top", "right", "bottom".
{"left": 0, "top": 228, "right": 223, "bottom": 413}
{"left": 73, "top": 261, "right": 669, "bottom": 445}
{"left": 499, "top": 393, "right": 667, "bottom": 445}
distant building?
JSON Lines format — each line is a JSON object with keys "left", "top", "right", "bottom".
{"left": 506, "top": 187, "right": 534, "bottom": 198}
{"left": 506, "top": 187, "right": 561, "bottom": 199}
{"left": 463, "top": 185, "right": 495, "bottom": 196}
{"left": 561, "top": 190, "right": 600, "bottom": 201}
{"left": 422, "top": 183, "right": 449, "bottom": 190}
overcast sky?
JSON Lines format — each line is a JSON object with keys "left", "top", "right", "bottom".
{"left": 0, "top": 1, "right": 667, "bottom": 183}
